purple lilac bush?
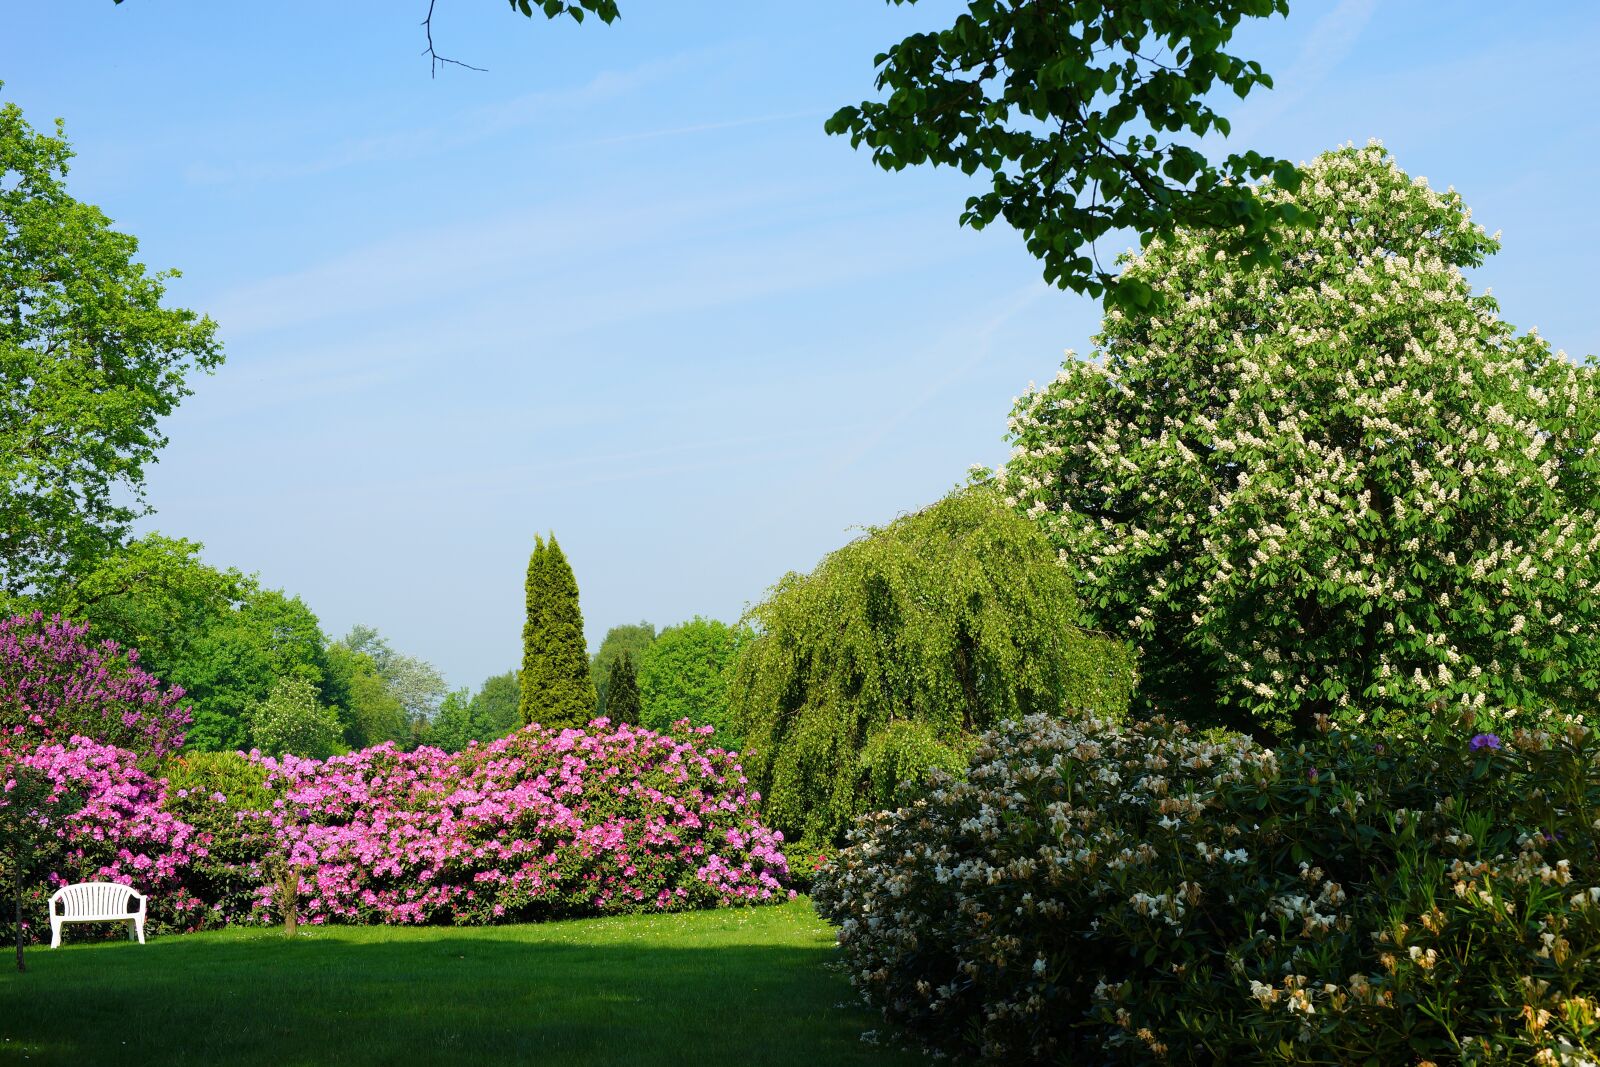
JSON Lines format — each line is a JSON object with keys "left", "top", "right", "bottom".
{"left": 0, "top": 612, "right": 190, "bottom": 759}
{"left": 4, "top": 717, "right": 792, "bottom": 943}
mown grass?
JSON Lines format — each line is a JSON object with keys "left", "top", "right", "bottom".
{"left": 0, "top": 900, "right": 915, "bottom": 1067}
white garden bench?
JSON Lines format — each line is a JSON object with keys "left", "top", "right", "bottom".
{"left": 48, "top": 882, "right": 147, "bottom": 947}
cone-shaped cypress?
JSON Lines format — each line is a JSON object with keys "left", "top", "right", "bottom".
{"left": 518, "top": 533, "right": 597, "bottom": 729}
{"left": 517, "top": 535, "right": 548, "bottom": 725}
{"left": 604, "top": 651, "right": 641, "bottom": 726}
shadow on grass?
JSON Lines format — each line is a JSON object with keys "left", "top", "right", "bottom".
{"left": 0, "top": 923, "right": 912, "bottom": 1067}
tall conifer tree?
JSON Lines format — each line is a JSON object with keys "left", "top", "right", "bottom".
{"left": 604, "top": 652, "right": 641, "bottom": 726}
{"left": 517, "top": 535, "right": 548, "bottom": 725}
{"left": 518, "top": 533, "right": 596, "bottom": 728}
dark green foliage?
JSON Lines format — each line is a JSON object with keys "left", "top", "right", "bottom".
{"left": 731, "top": 489, "right": 1134, "bottom": 850}
{"left": 505, "top": 0, "right": 619, "bottom": 23}
{"left": 2, "top": 762, "right": 84, "bottom": 972}
{"left": 591, "top": 622, "right": 655, "bottom": 715}
{"left": 637, "top": 618, "right": 746, "bottom": 745}
{"left": 424, "top": 673, "right": 521, "bottom": 752}
{"left": 518, "top": 535, "right": 597, "bottom": 729}
{"left": 324, "top": 644, "right": 407, "bottom": 749}
{"left": 0, "top": 92, "right": 222, "bottom": 599}
{"left": 603, "top": 653, "right": 641, "bottom": 726}
{"left": 826, "top": 0, "right": 1303, "bottom": 308}
{"left": 159, "top": 751, "right": 273, "bottom": 927}
{"left": 178, "top": 589, "right": 335, "bottom": 752}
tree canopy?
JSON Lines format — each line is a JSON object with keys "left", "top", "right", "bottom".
{"left": 603, "top": 653, "right": 641, "bottom": 727}
{"left": 590, "top": 621, "right": 655, "bottom": 716}
{"left": 636, "top": 618, "right": 745, "bottom": 744}
{"left": 999, "top": 143, "right": 1600, "bottom": 739}
{"left": 825, "top": 0, "right": 1301, "bottom": 306}
{"left": 423, "top": 670, "right": 521, "bottom": 751}
{"left": 334, "top": 625, "right": 449, "bottom": 742}
{"left": 730, "top": 489, "right": 1134, "bottom": 849}
{"left": 124, "top": 1, "right": 1304, "bottom": 306}
{"left": 0, "top": 93, "right": 221, "bottom": 598}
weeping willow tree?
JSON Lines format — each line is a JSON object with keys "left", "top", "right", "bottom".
{"left": 730, "top": 489, "right": 1134, "bottom": 850}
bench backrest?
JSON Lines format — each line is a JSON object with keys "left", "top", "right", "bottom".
{"left": 52, "top": 882, "right": 141, "bottom": 917}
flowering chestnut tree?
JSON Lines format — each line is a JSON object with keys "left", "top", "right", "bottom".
{"left": 999, "top": 144, "right": 1600, "bottom": 737}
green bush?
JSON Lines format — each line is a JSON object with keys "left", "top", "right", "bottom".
{"left": 731, "top": 489, "right": 1133, "bottom": 853}
{"left": 160, "top": 750, "right": 276, "bottom": 927}
{"left": 815, "top": 711, "right": 1600, "bottom": 1064}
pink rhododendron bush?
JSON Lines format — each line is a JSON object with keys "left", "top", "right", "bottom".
{"left": 1, "top": 735, "right": 215, "bottom": 943}
{"left": 813, "top": 713, "right": 1600, "bottom": 1065}
{"left": 3, "top": 716, "right": 792, "bottom": 944}
{"left": 0, "top": 612, "right": 190, "bottom": 759}
{"left": 226, "top": 718, "right": 793, "bottom": 925}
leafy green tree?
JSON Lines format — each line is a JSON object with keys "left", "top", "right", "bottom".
{"left": 1, "top": 762, "right": 84, "bottom": 972}
{"left": 424, "top": 671, "right": 523, "bottom": 751}
{"left": 420, "top": 688, "right": 478, "bottom": 752}
{"left": 825, "top": 0, "right": 1302, "bottom": 306}
{"left": 480, "top": 1, "right": 1299, "bottom": 307}
{"left": 637, "top": 618, "right": 746, "bottom": 743}
{"left": 999, "top": 144, "right": 1600, "bottom": 740}
{"left": 246, "top": 677, "right": 343, "bottom": 759}
{"left": 0, "top": 92, "right": 222, "bottom": 599}
{"left": 41, "top": 533, "right": 252, "bottom": 687}
{"left": 590, "top": 621, "right": 655, "bottom": 715}
{"left": 333, "top": 625, "right": 448, "bottom": 742}
{"left": 604, "top": 652, "right": 641, "bottom": 726}
{"left": 731, "top": 489, "right": 1134, "bottom": 849}
{"left": 518, "top": 535, "right": 596, "bottom": 729}
{"left": 323, "top": 643, "right": 408, "bottom": 749}
{"left": 469, "top": 669, "right": 521, "bottom": 737}
{"left": 178, "top": 589, "right": 334, "bottom": 752}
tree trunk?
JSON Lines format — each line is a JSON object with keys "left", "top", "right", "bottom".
{"left": 14, "top": 862, "right": 24, "bottom": 973}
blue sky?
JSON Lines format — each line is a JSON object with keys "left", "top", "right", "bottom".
{"left": 4, "top": 2, "right": 1597, "bottom": 692}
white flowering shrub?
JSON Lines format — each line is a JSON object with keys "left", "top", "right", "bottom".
{"left": 998, "top": 143, "right": 1600, "bottom": 737}
{"left": 814, "top": 712, "right": 1600, "bottom": 1065}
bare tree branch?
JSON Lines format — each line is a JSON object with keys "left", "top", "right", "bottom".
{"left": 422, "top": 0, "right": 487, "bottom": 78}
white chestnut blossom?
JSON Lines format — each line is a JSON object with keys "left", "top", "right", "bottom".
{"left": 998, "top": 143, "right": 1600, "bottom": 734}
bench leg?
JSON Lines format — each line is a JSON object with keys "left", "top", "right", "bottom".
{"left": 133, "top": 916, "right": 146, "bottom": 945}
{"left": 50, "top": 918, "right": 62, "bottom": 948}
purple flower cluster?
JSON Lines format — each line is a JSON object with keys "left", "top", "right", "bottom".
{"left": 2, "top": 734, "right": 215, "bottom": 931}
{"left": 4, "top": 716, "right": 792, "bottom": 940}
{"left": 246, "top": 718, "right": 792, "bottom": 925}
{"left": 0, "top": 613, "right": 190, "bottom": 759}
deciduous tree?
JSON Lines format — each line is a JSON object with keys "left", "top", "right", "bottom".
{"left": 1000, "top": 144, "right": 1600, "bottom": 739}
{"left": 637, "top": 618, "right": 745, "bottom": 744}
{"left": 0, "top": 92, "right": 221, "bottom": 598}
{"left": 731, "top": 489, "right": 1134, "bottom": 849}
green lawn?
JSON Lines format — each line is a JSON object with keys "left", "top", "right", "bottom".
{"left": 0, "top": 900, "right": 915, "bottom": 1067}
